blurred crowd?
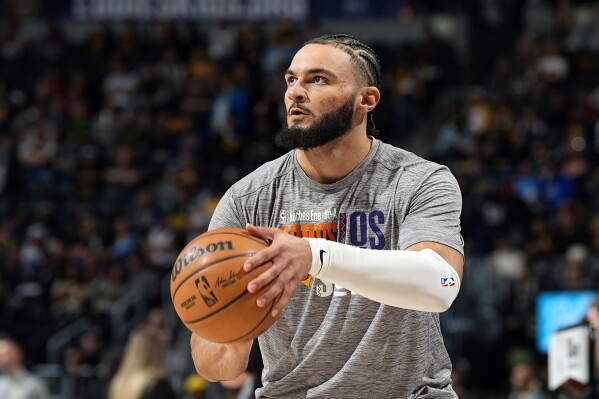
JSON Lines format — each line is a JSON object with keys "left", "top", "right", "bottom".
{"left": 0, "top": 16, "right": 324, "bottom": 399}
{"left": 0, "top": 0, "right": 598, "bottom": 397}
{"left": 432, "top": 0, "right": 599, "bottom": 395}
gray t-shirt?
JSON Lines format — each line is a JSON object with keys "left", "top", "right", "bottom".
{"left": 209, "top": 138, "right": 464, "bottom": 399}
{"left": 0, "top": 369, "right": 50, "bottom": 399}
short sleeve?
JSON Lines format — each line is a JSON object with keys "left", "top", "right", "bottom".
{"left": 399, "top": 167, "right": 464, "bottom": 255}
{"left": 208, "top": 188, "right": 245, "bottom": 230}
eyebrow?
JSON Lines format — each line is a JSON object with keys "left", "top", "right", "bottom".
{"left": 285, "top": 67, "right": 339, "bottom": 80}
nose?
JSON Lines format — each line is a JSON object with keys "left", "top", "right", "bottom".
{"left": 287, "top": 82, "right": 307, "bottom": 103}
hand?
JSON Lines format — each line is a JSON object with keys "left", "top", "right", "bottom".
{"left": 244, "top": 223, "right": 312, "bottom": 317}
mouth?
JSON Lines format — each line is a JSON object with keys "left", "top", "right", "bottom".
{"left": 288, "top": 107, "right": 310, "bottom": 117}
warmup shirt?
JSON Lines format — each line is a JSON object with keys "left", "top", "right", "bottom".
{"left": 209, "top": 138, "right": 464, "bottom": 399}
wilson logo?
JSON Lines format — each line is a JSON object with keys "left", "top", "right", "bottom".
{"left": 171, "top": 240, "right": 234, "bottom": 282}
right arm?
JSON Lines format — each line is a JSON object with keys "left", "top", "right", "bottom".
{"left": 192, "top": 188, "right": 251, "bottom": 381}
{"left": 190, "top": 333, "right": 253, "bottom": 381}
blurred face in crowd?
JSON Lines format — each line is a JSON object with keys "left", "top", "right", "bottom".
{"left": 0, "top": 339, "right": 22, "bottom": 374}
{"left": 510, "top": 363, "right": 536, "bottom": 392}
{"left": 275, "top": 44, "right": 361, "bottom": 150}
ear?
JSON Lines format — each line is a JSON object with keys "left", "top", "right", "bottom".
{"left": 357, "top": 86, "right": 380, "bottom": 113}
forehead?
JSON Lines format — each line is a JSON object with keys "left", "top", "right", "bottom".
{"left": 287, "top": 43, "right": 355, "bottom": 79}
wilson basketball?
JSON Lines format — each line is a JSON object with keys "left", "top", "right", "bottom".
{"left": 170, "top": 227, "right": 280, "bottom": 343}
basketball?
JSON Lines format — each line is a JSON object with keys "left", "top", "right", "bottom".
{"left": 170, "top": 227, "right": 280, "bottom": 343}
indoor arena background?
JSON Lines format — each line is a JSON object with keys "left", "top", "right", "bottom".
{"left": 1, "top": 0, "right": 599, "bottom": 398}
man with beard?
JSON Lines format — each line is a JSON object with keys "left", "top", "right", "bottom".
{"left": 190, "top": 34, "right": 464, "bottom": 398}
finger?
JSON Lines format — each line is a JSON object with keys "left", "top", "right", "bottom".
{"left": 255, "top": 276, "right": 286, "bottom": 307}
{"left": 254, "top": 264, "right": 297, "bottom": 305}
{"left": 271, "top": 281, "right": 297, "bottom": 317}
{"left": 247, "top": 261, "right": 282, "bottom": 293}
{"left": 243, "top": 245, "right": 276, "bottom": 272}
{"left": 246, "top": 223, "right": 280, "bottom": 241}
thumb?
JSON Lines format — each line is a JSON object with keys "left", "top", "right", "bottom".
{"left": 246, "top": 223, "right": 279, "bottom": 241}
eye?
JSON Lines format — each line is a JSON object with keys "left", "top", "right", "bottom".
{"left": 286, "top": 76, "right": 297, "bottom": 85}
{"left": 314, "top": 76, "right": 327, "bottom": 84}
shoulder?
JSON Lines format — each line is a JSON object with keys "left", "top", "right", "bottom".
{"left": 227, "top": 151, "right": 295, "bottom": 199}
{"left": 374, "top": 140, "right": 455, "bottom": 181}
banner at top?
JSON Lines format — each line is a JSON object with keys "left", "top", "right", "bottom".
{"left": 72, "top": 0, "right": 309, "bottom": 21}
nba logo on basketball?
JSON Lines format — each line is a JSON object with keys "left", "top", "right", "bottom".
{"left": 441, "top": 277, "right": 456, "bottom": 287}
{"left": 195, "top": 275, "right": 218, "bottom": 306}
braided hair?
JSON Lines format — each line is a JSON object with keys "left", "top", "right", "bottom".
{"left": 303, "top": 34, "right": 382, "bottom": 136}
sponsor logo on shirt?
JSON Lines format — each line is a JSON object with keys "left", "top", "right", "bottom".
{"left": 279, "top": 209, "right": 386, "bottom": 249}
{"left": 279, "top": 208, "right": 387, "bottom": 298}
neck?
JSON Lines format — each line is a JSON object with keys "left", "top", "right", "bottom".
{"left": 296, "top": 129, "right": 372, "bottom": 184}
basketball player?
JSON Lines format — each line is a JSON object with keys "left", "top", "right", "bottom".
{"left": 190, "top": 34, "right": 464, "bottom": 398}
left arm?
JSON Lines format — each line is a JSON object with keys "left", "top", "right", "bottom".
{"left": 245, "top": 166, "right": 464, "bottom": 315}
{"left": 304, "top": 238, "right": 463, "bottom": 312}
{"left": 244, "top": 225, "right": 463, "bottom": 315}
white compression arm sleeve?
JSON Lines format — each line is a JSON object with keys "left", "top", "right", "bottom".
{"left": 304, "top": 238, "right": 461, "bottom": 312}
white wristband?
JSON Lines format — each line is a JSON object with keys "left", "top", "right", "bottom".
{"left": 303, "top": 238, "right": 461, "bottom": 312}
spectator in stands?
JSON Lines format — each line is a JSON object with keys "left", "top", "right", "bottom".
{"left": 63, "top": 328, "right": 105, "bottom": 376}
{"left": 110, "top": 216, "right": 139, "bottom": 260}
{"left": 50, "top": 262, "right": 87, "bottom": 316}
{"left": 0, "top": 337, "right": 49, "bottom": 399}
{"left": 141, "top": 307, "right": 173, "bottom": 345}
{"left": 108, "top": 327, "right": 176, "bottom": 399}
{"left": 507, "top": 362, "right": 548, "bottom": 399}
{"left": 102, "top": 147, "right": 144, "bottom": 214}
{"left": 102, "top": 58, "right": 139, "bottom": 110}
{"left": 13, "top": 105, "right": 59, "bottom": 197}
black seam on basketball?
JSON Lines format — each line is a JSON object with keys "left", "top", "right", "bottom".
{"left": 185, "top": 292, "right": 277, "bottom": 341}
{"left": 171, "top": 252, "right": 256, "bottom": 300}
{"left": 196, "top": 231, "right": 269, "bottom": 246}
{"left": 183, "top": 288, "right": 252, "bottom": 324}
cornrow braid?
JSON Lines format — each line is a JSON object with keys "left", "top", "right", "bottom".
{"left": 304, "top": 34, "right": 382, "bottom": 136}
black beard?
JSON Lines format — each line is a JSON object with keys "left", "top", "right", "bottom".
{"left": 274, "top": 96, "right": 355, "bottom": 150}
